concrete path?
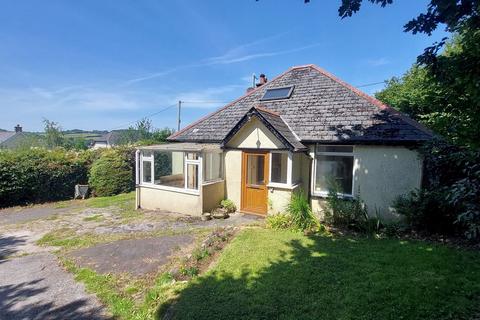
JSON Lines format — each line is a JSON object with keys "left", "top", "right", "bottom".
{"left": 69, "top": 235, "right": 195, "bottom": 276}
{"left": 0, "top": 205, "right": 76, "bottom": 225}
{"left": 0, "top": 253, "right": 108, "bottom": 320}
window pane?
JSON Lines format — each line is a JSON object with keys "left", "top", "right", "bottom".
{"left": 315, "top": 155, "right": 353, "bottom": 194}
{"left": 317, "top": 145, "right": 353, "bottom": 153}
{"left": 142, "top": 161, "right": 152, "bottom": 183}
{"left": 261, "top": 86, "right": 293, "bottom": 101}
{"left": 187, "top": 163, "right": 198, "bottom": 190}
{"left": 153, "top": 151, "right": 185, "bottom": 188}
{"left": 204, "top": 153, "right": 222, "bottom": 182}
{"left": 247, "top": 155, "right": 265, "bottom": 185}
{"left": 271, "top": 153, "right": 288, "bottom": 184}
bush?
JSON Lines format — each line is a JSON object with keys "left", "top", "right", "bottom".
{"left": 266, "top": 213, "right": 293, "bottom": 230}
{"left": 0, "top": 148, "right": 88, "bottom": 207}
{"left": 325, "top": 185, "right": 368, "bottom": 227}
{"left": 393, "top": 140, "right": 480, "bottom": 240}
{"left": 286, "top": 189, "right": 319, "bottom": 231}
{"left": 393, "top": 189, "right": 457, "bottom": 235}
{"left": 88, "top": 147, "right": 135, "bottom": 197}
{"left": 324, "top": 182, "right": 380, "bottom": 234}
{"left": 220, "top": 199, "right": 236, "bottom": 213}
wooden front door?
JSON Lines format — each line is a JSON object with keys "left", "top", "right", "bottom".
{"left": 241, "top": 151, "right": 269, "bottom": 215}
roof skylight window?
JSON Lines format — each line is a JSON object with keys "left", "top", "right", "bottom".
{"left": 260, "top": 86, "right": 294, "bottom": 101}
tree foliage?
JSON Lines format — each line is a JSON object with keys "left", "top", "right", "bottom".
{"left": 376, "top": 29, "right": 480, "bottom": 148}
{"left": 0, "top": 149, "right": 89, "bottom": 207}
{"left": 117, "top": 117, "right": 174, "bottom": 145}
{"left": 88, "top": 147, "right": 135, "bottom": 197}
{"left": 394, "top": 140, "right": 480, "bottom": 240}
{"left": 43, "top": 119, "right": 65, "bottom": 149}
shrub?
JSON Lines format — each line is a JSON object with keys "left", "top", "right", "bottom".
{"left": 266, "top": 213, "right": 293, "bottom": 230}
{"left": 88, "top": 148, "right": 135, "bottom": 197}
{"left": 0, "top": 148, "right": 88, "bottom": 207}
{"left": 286, "top": 189, "right": 319, "bottom": 231}
{"left": 220, "top": 199, "right": 236, "bottom": 213}
{"left": 325, "top": 184, "right": 368, "bottom": 228}
{"left": 393, "top": 189, "right": 457, "bottom": 235}
{"left": 394, "top": 140, "right": 480, "bottom": 240}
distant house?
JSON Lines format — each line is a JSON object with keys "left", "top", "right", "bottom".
{"left": 135, "top": 65, "right": 433, "bottom": 220}
{"left": 90, "top": 130, "right": 131, "bottom": 149}
{"left": 0, "top": 125, "right": 32, "bottom": 149}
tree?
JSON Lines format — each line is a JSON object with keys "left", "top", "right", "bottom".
{"left": 43, "top": 119, "right": 65, "bottom": 149}
{"left": 117, "top": 118, "right": 174, "bottom": 145}
{"left": 375, "top": 30, "right": 480, "bottom": 148}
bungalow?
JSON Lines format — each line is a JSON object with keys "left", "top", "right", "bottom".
{"left": 135, "top": 65, "right": 432, "bottom": 220}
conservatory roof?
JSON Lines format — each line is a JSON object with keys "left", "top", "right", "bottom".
{"left": 138, "top": 142, "right": 222, "bottom": 152}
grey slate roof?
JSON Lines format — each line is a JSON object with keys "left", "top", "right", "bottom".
{"left": 0, "top": 132, "right": 17, "bottom": 144}
{"left": 169, "top": 64, "right": 433, "bottom": 145}
{"left": 93, "top": 130, "right": 133, "bottom": 146}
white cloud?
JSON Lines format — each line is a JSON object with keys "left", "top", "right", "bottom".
{"left": 367, "top": 57, "right": 390, "bottom": 67}
{"left": 123, "top": 34, "right": 321, "bottom": 85}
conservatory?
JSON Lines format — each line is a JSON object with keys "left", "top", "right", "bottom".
{"left": 135, "top": 143, "right": 225, "bottom": 215}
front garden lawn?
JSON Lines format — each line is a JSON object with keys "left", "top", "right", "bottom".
{"left": 161, "top": 228, "right": 480, "bottom": 320}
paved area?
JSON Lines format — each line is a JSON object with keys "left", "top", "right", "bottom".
{"left": 0, "top": 198, "right": 263, "bottom": 319}
{"left": 0, "top": 253, "right": 108, "bottom": 320}
{"left": 69, "top": 235, "right": 195, "bottom": 276}
{"left": 0, "top": 205, "right": 76, "bottom": 225}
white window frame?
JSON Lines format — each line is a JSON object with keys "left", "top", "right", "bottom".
{"left": 202, "top": 151, "right": 224, "bottom": 184}
{"left": 268, "top": 150, "right": 293, "bottom": 188}
{"left": 140, "top": 151, "right": 154, "bottom": 185}
{"left": 185, "top": 153, "right": 201, "bottom": 192}
{"left": 138, "top": 149, "right": 200, "bottom": 195}
{"left": 311, "top": 145, "right": 354, "bottom": 198}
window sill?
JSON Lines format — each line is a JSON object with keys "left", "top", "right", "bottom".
{"left": 267, "top": 182, "right": 300, "bottom": 190}
{"left": 138, "top": 183, "right": 200, "bottom": 196}
{"left": 202, "top": 179, "right": 224, "bottom": 186}
{"left": 311, "top": 192, "right": 353, "bottom": 199}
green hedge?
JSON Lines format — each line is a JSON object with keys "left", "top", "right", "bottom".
{"left": 88, "top": 148, "right": 135, "bottom": 197}
{"left": 0, "top": 147, "right": 136, "bottom": 208}
{"left": 0, "top": 149, "right": 89, "bottom": 207}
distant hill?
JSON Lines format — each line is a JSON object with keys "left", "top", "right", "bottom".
{"left": 63, "top": 129, "right": 108, "bottom": 135}
{"left": 0, "top": 128, "right": 6, "bottom": 132}
{"left": 62, "top": 129, "right": 108, "bottom": 140}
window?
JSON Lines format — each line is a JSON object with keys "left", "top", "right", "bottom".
{"left": 153, "top": 151, "right": 185, "bottom": 188}
{"left": 142, "top": 161, "right": 152, "bottom": 183}
{"left": 260, "top": 86, "right": 294, "bottom": 101}
{"left": 139, "top": 149, "right": 200, "bottom": 192}
{"left": 185, "top": 153, "right": 200, "bottom": 191}
{"left": 246, "top": 154, "right": 265, "bottom": 186}
{"left": 203, "top": 152, "right": 223, "bottom": 182}
{"left": 269, "top": 151, "right": 292, "bottom": 186}
{"left": 271, "top": 152, "right": 288, "bottom": 184}
{"left": 314, "top": 145, "right": 354, "bottom": 196}
{"left": 141, "top": 151, "right": 153, "bottom": 184}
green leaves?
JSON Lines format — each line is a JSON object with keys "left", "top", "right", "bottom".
{"left": 88, "top": 148, "right": 135, "bottom": 197}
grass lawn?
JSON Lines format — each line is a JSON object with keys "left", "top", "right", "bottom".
{"left": 161, "top": 228, "right": 480, "bottom": 320}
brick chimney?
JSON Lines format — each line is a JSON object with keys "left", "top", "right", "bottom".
{"left": 256, "top": 74, "right": 268, "bottom": 87}
{"left": 14, "top": 124, "right": 22, "bottom": 133}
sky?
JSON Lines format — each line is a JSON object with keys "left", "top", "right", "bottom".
{"left": 0, "top": 0, "right": 448, "bottom": 132}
